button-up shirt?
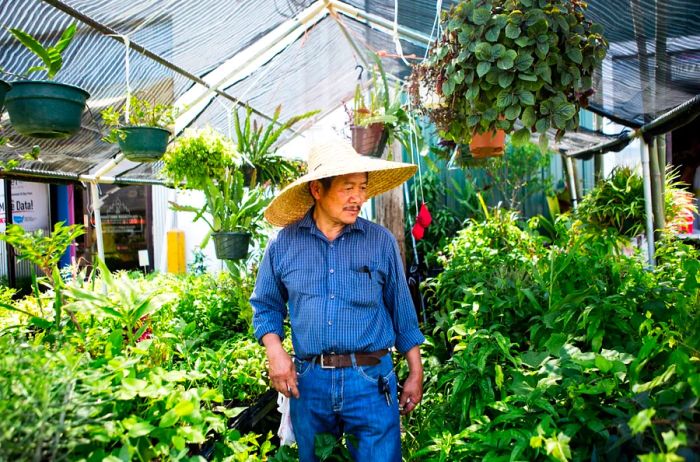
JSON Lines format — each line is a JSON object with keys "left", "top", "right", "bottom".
{"left": 251, "top": 208, "right": 425, "bottom": 360}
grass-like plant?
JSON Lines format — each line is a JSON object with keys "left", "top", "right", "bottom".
{"left": 8, "top": 23, "right": 78, "bottom": 79}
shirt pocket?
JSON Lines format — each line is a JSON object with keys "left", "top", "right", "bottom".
{"left": 346, "top": 262, "right": 383, "bottom": 308}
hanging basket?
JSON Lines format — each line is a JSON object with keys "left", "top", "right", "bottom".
{"left": 351, "top": 123, "right": 388, "bottom": 158}
{"left": 470, "top": 129, "right": 506, "bottom": 159}
{"left": 118, "top": 126, "right": 170, "bottom": 162}
{"left": 0, "top": 80, "right": 10, "bottom": 110}
{"left": 5, "top": 80, "right": 89, "bottom": 139}
{"left": 212, "top": 232, "right": 251, "bottom": 260}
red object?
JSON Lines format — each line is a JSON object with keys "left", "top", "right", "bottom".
{"left": 416, "top": 202, "right": 432, "bottom": 228}
{"left": 679, "top": 211, "right": 694, "bottom": 234}
{"left": 412, "top": 222, "right": 425, "bottom": 240}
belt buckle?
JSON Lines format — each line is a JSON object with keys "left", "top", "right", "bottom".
{"left": 320, "top": 353, "right": 336, "bottom": 369}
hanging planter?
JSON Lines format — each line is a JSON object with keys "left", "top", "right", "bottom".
{"left": 351, "top": 123, "right": 388, "bottom": 158}
{"left": 470, "top": 129, "right": 506, "bottom": 159}
{"left": 118, "top": 126, "right": 170, "bottom": 162}
{"left": 0, "top": 80, "right": 10, "bottom": 109}
{"left": 5, "top": 81, "right": 89, "bottom": 139}
{"left": 212, "top": 232, "right": 251, "bottom": 260}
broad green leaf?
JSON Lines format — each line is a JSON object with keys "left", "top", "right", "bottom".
{"left": 496, "top": 91, "right": 515, "bottom": 109}
{"left": 539, "top": 133, "right": 549, "bottom": 152}
{"left": 495, "top": 364, "right": 504, "bottom": 389}
{"left": 485, "top": 26, "right": 501, "bottom": 42}
{"left": 498, "top": 72, "right": 515, "bottom": 87}
{"left": 536, "top": 118, "right": 549, "bottom": 133}
{"left": 475, "top": 42, "right": 493, "bottom": 61}
{"left": 173, "top": 399, "right": 195, "bottom": 417}
{"left": 629, "top": 408, "right": 656, "bottom": 435}
{"left": 595, "top": 355, "right": 613, "bottom": 373}
{"left": 497, "top": 57, "right": 515, "bottom": 70}
{"left": 661, "top": 431, "right": 687, "bottom": 452}
{"left": 518, "top": 73, "right": 538, "bottom": 81}
{"left": 552, "top": 101, "right": 577, "bottom": 129}
{"left": 505, "top": 105, "right": 521, "bottom": 120}
{"left": 566, "top": 48, "right": 583, "bottom": 64}
{"left": 9, "top": 28, "right": 52, "bottom": 70}
{"left": 505, "top": 23, "right": 521, "bottom": 39}
{"left": 128, "top": 421, "right": 155, "bottom": 438}
{"left": 511, "top": 128, "right": 530, "bottom": 146}
{"left": 159, "top": 410, "right": 179, "bottom": 428}
{"left": 514, "top": 53, "right": 535, "bottom": 72}
{"left": 518, "top": 90, "right": 535, "bottom": 106}
{"left": 521, "top": 106, "right": 536, "bottom": 127}
{"left": 172, "top": 435, "right": 186, "bottom": 451}
{"left": 472, "top": 7, "right": 492, "bottom": 25}
{"left": 545, "top": 432, "right": 572, "bottom": 462}
{"left": 477, "top": 62, "right": 492, "bottom": 77}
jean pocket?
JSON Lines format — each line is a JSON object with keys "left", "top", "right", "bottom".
{"left": 356, "top": 356, "right": 394, "bottom": 385}
{"left": 294, "top": 358, "right": 313, "bottom": 378}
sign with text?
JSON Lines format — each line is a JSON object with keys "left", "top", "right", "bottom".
{"left": 0, "top": 180, "right": 50, "bottom": 232}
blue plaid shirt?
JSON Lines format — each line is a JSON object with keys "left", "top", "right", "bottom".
{"left": 251, "top": 208, "right": 425, "bottom": 359}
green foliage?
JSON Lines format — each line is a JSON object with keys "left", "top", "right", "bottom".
{"left": 161, "top": 127, "right": 237, "bottom": 190}
{"left": 314, "top": 433, "right": 357, "bottom": 461}
{"left": 410, "top": 0, "right": 608, "bottom": 146}
{"left": 0, "top": 268, "right": 280, "bottom": 461}
{"left": 351, "top": 53, "right": 408, "bottom": 146}
{"left": 406, "top": 211, "right": 700, "bottom": 460}
{"left": 8, "top": 23, "right": 78, "bottom": 79}
{"left": 170, "top": 169, "right": 270, "bottom": 238}
{"left": 480, "top": 141, "right": 554, "bottom": 212}
{"left": 234, "top": 105, "right": 317, "bottom": 188}
{"left": 577, "top": 166, "right": 694, "bottom": 239}
{"left": 0, "top": 222, "right": 84, "bottom": 279}
{"left": 101, "top": 94, "right": 177, "bottom": 143}
{"left": 63, "top": 259, "right": 174, "bottom": 346}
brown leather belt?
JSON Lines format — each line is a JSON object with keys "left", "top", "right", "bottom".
{"left": 308, "top": 349, "right": 389, "bottom": 369}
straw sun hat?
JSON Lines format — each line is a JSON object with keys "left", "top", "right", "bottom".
{"left": 264, "top": 137, "right": 417, "bottom": 227}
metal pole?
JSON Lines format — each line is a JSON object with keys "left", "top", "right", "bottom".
{"left": 565, "top": 156, "right": 579, "bottom": 209}
{"left": 90, "top": 183, "right": 105, "bottom": 263}
{"left": 641, "top": 141, "right": 656, "bottom": 266}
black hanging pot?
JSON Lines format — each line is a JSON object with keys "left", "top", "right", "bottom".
{"left": 212, "top": 232, "right": 251, "bottom": 260}
{"left": 0, "top": 80, "right": 10, "bottom": 110}
{"left": 351, "top": 123, "right": 388, "bottom": 158}
{"left": 5, "top": 80, "right": 89, "bottom": 139}
{"left": 118, "top": 126, "right": 170, "bottom": 162}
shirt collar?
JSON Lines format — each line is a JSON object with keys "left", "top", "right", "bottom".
{"left": 297, "top": 206, "right": 366, "bottom": 236}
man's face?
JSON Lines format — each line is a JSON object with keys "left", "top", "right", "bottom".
{"left": 312, "top": 172, "right": 368, "bottom": 226}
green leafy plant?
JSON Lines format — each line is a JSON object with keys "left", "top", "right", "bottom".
{"left": 409, "top": 0, "right": 608, "bottom": 149}
{"left": 0, "top": 222, "right": 84, "bottom": 330}
{"left": 350, "top": 54, "right": 407, "bottom": 143}
{"left": 481, "top": 141, "right": 554, "bottom": 212}
{"left": 161, "top": 127, "right": 238, "bottom": 190}
{"left": 234, "top": 105, "right": 318, "bottom": 187}
{"left": 169, "top": 169, "right": 270, "bottom": 238}
{"left": 101, "top": 94, "right": 177, "bottom": 144}
{"left": 64, "top": 259, "right": 174, "bottom": 346}
{"left": 577, "top": 166, "right": 695, "bottom": 239}
{"left": 8, "top": 23, "right": 78, "bottom": 80}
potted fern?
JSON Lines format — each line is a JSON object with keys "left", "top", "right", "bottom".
{"left": 101, "top": 94, "right": 176, "bottom": 162}
{"left": 4, "top": 23, "right": 90, "bottom": 138}
{"left": 409, "top": 0, "right": 608, "bottom": 156}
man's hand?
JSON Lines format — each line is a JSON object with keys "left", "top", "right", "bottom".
{"left": 399, "top": 346, "right": 423, "bottom": 415}
{"left": 262, "top": 333, "right": 299, "bottom": 399}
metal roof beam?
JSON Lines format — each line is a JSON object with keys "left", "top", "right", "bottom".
{"left": 329, "top": 0, "right": 433, "bottom": 48}
{"left": 173, "top": 0, "right": 332, "bottom": 134}
{"left": 41, "top": 0, "right": 289, "bottom": 128}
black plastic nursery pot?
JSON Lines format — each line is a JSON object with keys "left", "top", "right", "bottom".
{"left": 0, "top": 80, "right": 10, "bottom": 110}
{"left": 5, "top": 80, "right": 90, "bottom": 139}
{"left": 118, "top": 126, "right": 171, "bottom": 162}
{"left": 212, "top": 232, "right": 251, "bottom": 260}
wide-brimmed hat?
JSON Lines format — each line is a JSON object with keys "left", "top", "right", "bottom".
{"left": 264, "top": 137, "right": 417, "bottom": 227}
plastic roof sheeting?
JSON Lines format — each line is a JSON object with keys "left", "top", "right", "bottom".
{"left": 1, "top": 0, "right": 699, "bottom": 183}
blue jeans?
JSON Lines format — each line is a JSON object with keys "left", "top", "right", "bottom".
{"left": 290, "top": 354, "right": 401, "bottom": 462}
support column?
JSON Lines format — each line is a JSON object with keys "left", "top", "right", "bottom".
{"left": 376, "top": 142, "right": 406, "bottom": 265}
{"left": 641, "top": 141, "right": 656, "bottom": 266}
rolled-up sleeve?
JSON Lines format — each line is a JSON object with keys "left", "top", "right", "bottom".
{"left": 383, "top": 234, "right": 425, "bottom": 354}
{"left": 251, "top": 237, "right": 288, "bottom": 343}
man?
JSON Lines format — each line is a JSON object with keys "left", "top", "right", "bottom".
{"left": 251, "top": 137, "right": 425, "bottom": 461}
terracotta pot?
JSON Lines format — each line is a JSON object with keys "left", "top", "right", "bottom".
{"left": 351, "top": 123, "right": 388, "bottom": 158}
{"left": 470, "top": 129, "right": 506, "bottom": 159}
